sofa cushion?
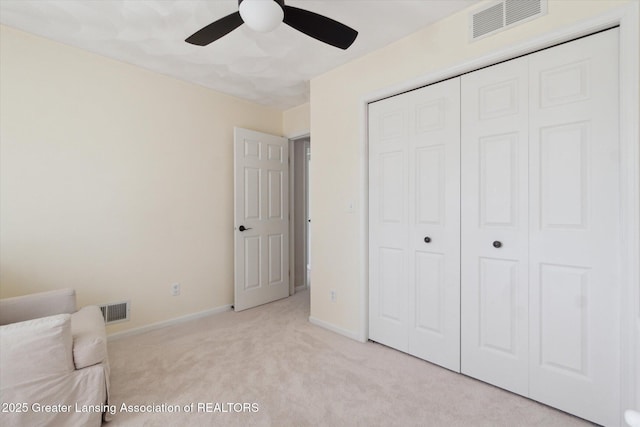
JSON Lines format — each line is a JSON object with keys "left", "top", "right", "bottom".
{"left": 0, "top": 313, "right": 74, "bottom": 387}
{"left": 70, "top": 306, "right": 107, "bottom": 369}
{"left": 0, "top": 288, "right": 77, "bottom": 325}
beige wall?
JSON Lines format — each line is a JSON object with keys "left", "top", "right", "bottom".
{"left": 309, "top": 0, "right": 633, "bottom": 336}
{"left": 0, "top": 25, "right": 282, "bottom": 333}
{"left": 282, "top": 102, "right": 310, "bottom": 137}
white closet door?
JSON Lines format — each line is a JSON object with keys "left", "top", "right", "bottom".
{"left": 406, "top": 79, "right": 460, "bottom": 371}
{"left": 369, "top": 93, "right": 410, "bottom": 352}
{"left": 528, "top": 29, "right": 620, "bottom": 426}
{"left": 369, "top": 78, "right": 461, "bottom": 371}
{"left": 461, "top": 57, "right": 530, "bottom": 395}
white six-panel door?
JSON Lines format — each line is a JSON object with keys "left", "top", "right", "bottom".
{"left": 369, "top": 28, "right": 621, "bottom": 426}
{"left": 461, "top": 29, "right": 620, "bottom": 426}
{"left": 527, "top": 29, "right": 620, "bottom": 426}
{"left": 406, "top": 80, "right": 461, "bottom": 371}
{"left": 234, "top": 127, "right": 289, "bottom": 311}
{"left": 369, "top": 92, "right": 410, "bottom": 351}
{"left": 369, "top": 78, "right": 461, "bottom": 372}
{"left": 460, "top": 55, "right": 531, "bottom": 396}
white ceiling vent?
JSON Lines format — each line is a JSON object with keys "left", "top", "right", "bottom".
{"left": 470, "top": 0, "right": 547, "bottom": 41}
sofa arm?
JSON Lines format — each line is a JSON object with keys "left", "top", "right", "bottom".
{"left": 0, "top": 289, "right": 77, "bottom": 326}
{"left": 71, "top": 306, "right": 107, "bottom": 369}
{"left": 0, "top": 314, "right": 75, "bottom": 388}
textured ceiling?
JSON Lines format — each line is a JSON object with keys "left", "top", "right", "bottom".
{"left": 0, "top": 0, "right": 479, "bottom": 110}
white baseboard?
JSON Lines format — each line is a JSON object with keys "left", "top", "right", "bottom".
{"left": 308, "top": 316, "right": 364, "bottom": 342}
{"left": 295, "top": 284, "right": 307, "bottom": 292}
{"left": 107, "top": 304, "right": 232, "bottom": 341}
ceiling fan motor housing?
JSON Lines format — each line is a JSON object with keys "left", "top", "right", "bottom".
{"left": 238, "top": 0, "right": 285, "bottom": 7}
{"left": 239, "top": 0, "right": 285, "bottom": 33}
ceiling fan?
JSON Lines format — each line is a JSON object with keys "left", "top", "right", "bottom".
{"left": 185, "top": 0, "right": 358, "bottom": 50}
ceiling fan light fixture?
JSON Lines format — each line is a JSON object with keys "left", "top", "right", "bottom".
{"left": 239, "top": 0, "right": 284, "bottom": 33}
{"left": 186, "top": 0, "right": 357, "bottom": 49}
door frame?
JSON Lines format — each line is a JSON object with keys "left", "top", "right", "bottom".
{"left": 288, "top": 132, "right": 311, "bottom": 296}
{"left": 359, "top": 1, "right": 639, "bottom": 413}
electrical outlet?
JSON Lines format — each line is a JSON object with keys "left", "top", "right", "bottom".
{"left": 171, "top": 283, "right": 181, "bottom": 296}
{"left": 330, "top": 290, "right": 337, "bottom": 303}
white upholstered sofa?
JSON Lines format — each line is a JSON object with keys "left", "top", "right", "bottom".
{"left": 0, "top": 289, "right": 110, "bottom": 426}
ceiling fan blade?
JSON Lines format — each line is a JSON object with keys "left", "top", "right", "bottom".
{"left": 283, "top": 6, "right": 357, "bottom": 50}
{"left": 185, "top": 11, "right": 244, "bottom": 46}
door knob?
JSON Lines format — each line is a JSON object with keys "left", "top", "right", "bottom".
{"left": 424, "top": 236, "right": 431, "bottom": 243}
{"left": 239, "top": 225, "right": 252, "bottom": 232}
{"left": 493, "top": 240, "right": 502, "bottom": 248}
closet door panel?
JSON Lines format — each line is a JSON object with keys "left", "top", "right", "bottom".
{"left": 369, "top": 77, "right": 461, "bottom": 372}
{"left": 371, "top": 28, "right": 622, "bottom": 427}
{"left": 528, "top": 28, "right": 620, "bottom": 426}
{"left": 369, "top": 96, "right": 410, "bottom": 351}
{"left": 461, "top": 57, "right": 529, "bottom": 395}
{"left": 407, "top": 78, "right": 460, "bottom": 372}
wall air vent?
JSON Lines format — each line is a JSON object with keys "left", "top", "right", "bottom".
{"left": 470, "top": 0, "right": 547, "bottom": 41}
{"left": 99, "top": 300, "right": 130, "bottom": 324}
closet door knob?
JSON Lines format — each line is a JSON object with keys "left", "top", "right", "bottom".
{"left": 239, "top": 225, "right": 252, "bottom": 232}
{"left": 424, "top": 236, "right": 431, "bottom": 243}
{"left": 492, "top": 240, "right": 502, "bottom": 248}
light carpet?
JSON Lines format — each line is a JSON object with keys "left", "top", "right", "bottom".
{"left": 106, "top": 290, "right": 591, "bottom": 426}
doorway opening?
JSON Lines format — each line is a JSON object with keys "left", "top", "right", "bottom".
{"left": 289, "top": 135, "right": 311, "bottom": 295}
